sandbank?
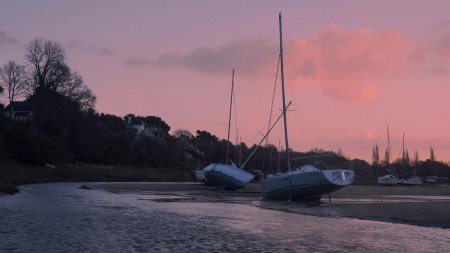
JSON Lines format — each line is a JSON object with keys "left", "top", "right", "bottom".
{"left": 88, "top": 182, "right": 450, "bottom": 228}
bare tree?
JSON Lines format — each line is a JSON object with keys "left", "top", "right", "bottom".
{"left": 26, "top": 38, "right": 96, "bottom": 111}
{"left": 57, "top": 72, "right": 96, "bottom": 112}
{"left": 405, "top": 149, "right": 410, "bottom": 166}
{"left": 372, "top": 144, "right": 379, "bottom": 166}
{"left": 383, "top": 148, "right": 390, "bottom": 167}
{"left": 430, "top": 146, "right": 435, "bottom": 161}
{"left": 0, "top": 61, "right": 27, "bottom": 102}
{"left": 26, "top": 38, "right": 66, "bottom": 90}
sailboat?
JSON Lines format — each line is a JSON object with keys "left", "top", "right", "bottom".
{"left": 399, "top": 133, "right": 422, "bottom": 185}
{"left": 377, "top": 126, "right": 399, "bottom": 185}
{"left": 260, "top": 13, "right": 354, "bottom": 201}
{"left": 198, "top": 69, "right": 255, "bottom": 190}
{"left": 399, "top": 173, "right": 422, "bottom": 185}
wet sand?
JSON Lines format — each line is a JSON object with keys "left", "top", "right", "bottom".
{"left": 89, "top": 182, "right": 450, "bottom": 228}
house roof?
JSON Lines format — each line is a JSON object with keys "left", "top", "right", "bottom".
{"left": 5, "top": 101, "right": 33, "bottom": 112}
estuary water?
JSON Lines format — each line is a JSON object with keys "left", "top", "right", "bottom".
{"left": 0, "top": 183, "right": 449, "bottom": 253}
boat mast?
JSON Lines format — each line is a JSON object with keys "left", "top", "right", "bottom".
{"left": 387, "top": 125, "right": 391, "bottom": 174}
{"left": 402, "top": 132, "right": 405, "bottom": 177}
{"left": 279, "top": 13, "right": 291, "bottom": 171}
{"left": 226, "top": 68, "right": 235, "bottom": 165}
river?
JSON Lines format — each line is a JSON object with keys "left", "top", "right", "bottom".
{"left": 0, "top": 183, "right": 449, "bottom": 252}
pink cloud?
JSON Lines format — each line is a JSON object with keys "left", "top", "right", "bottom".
{"left": 149, "top": 25, "right": 450, "bottom": 101}
{"left": 285, "top": 25, "right": 412, "bottom": 100}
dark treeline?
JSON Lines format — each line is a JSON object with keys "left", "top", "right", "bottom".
{"left": 1, "top": 38, "right": 449, "bottom": 187}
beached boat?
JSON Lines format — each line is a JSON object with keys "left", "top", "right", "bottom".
{"left": 399, "top": 176, "right": 423, "bottom": 186}
{"left": 425, "top": 176, "right": 438, "bottom": 184}
{"left": 378, "top": 126, "right": 398, "bottom": 185}
{"left": 195, "top": 170, "right": 206, "bottom": 183}
{"left": 378, "top": 172, "right": 399, "bottom": 185}
{"left": 378, "top": 174, "right": 399, "bottom": 185}
{"left": 260, "top": 13, "right": 354, "bottom": 201}
{"left": 400, "top": 154, "right": 422, "bottom": 186}
{"left": 200, "top": 69, "right": 254, "bottom": 190}
{"left": 203, "top": 163, "right": 254, "bottom": 190}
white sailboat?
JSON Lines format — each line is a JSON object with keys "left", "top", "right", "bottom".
{"left": 399, "top": 175, "right": 422, "bottom": 186}
{"left": 377, "top": 126, "right": 399, "bottom": 185}
{"left": 399, "top": 133, "right": 422, "bottom": 186}
{"left": 198, "top": 69, "right": 255, "bottom": 190}
{"left": 260, "top": 13, "right": 354, "bottom": 201}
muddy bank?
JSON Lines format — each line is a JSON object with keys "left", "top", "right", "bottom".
{"left": 260, "top": 185, "right": 450, "bottom": 228}
{"left": 89, "top": 182, "right": 450, "bottom": 228}
{"left": 0, "top": 163, "right": 195, "bottom": 195}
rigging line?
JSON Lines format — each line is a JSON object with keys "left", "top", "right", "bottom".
{"left": 284, "top": 24, "right": 333, "bottom": 152}
{"left": 267, "top": 54, "right": 281, "bottom": 144}
{"left": 233, "top": 76, "right": 239, "bottom": 164}
{"left": 264, "top": 54, "right": 281, "bottom": 174}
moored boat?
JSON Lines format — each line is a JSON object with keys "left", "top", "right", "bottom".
{"left": 195, "top": 170, "right": 206, "bottom": 183}
{"left": 201, "top": 69, "right": 255, "bottom": 190}
{"left": 378, "top": 126, "right": 398, "bottom": 186}
{"left": 203, "top": 163, "right": 254, "bottom": 190}
{"left": 378, "top": 174, "right": 399, "bottom": 185}
{"left": 260, "top": 13, "right": 354, "bottom": 201}
{"left": 261, "top": 165, "right": 354, "bottom": 200}
{"left": 425, "top": 176, "right": 438, "bottom": 184}
{"left": 399, "top": 176, "right": 422, "bottom": 186}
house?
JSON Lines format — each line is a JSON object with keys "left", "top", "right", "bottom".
{"left": 126, "top": 116, "right": 145, "bottom": 134}
{"left": 141, "top": 126, "right": 165, "bottom": 142}
{"left": 4, "top": 101, "right": 33, "bottom": 121}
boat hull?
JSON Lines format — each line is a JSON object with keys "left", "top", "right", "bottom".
{"left": 378, "top": 175, "right": 398, "bottom": 185}
{"left": 194, "top": 170, "right": 206, "bottom": 183}
{"left": 399, "top": 176, "right": 422, "bottom": 186}
{"left": 260, "top": 169, "right": 354, "bottom": 201}
{"left": 204, "top": 163, "right": 255, "bottom": 190}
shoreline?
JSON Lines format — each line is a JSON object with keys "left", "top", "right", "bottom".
{"left": 88, "top": 182, "right": 450, "bottom": 229}
{"left": 0, "top": 162, "right": 196, "bottom": 196}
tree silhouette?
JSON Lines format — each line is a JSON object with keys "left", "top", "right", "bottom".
{"left": 0, "top": 61, "right": 27, "bottom": 102}
{"left": 25, "top": 38, "right": 96, "bottom": 111}
{"left": 430, "top": 146, "right": 435, "bottom": 161}
{"left": 372, "top": 144, "right": 379, "bottom": 166}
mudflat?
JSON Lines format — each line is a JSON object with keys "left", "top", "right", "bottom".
{"left": 89, "top": 182, "right": 450, "bottom": 228}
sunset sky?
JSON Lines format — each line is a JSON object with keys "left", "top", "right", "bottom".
{"left": 1, "top": 0, "right": 450, "bottom": 162}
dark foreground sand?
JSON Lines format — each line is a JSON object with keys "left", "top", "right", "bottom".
{"left": 88, "top": 182, "right": 450, "bottom": 228}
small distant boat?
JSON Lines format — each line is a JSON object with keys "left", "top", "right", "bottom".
{"left": 425, "top": 176, "right": 438, "bottom": 184}
{"left": 377, "top": 174, "right": 398, "bottom": 185}
{"left": 378, "top": 126, "right": 398, "bottom": 186}
{"left": 260, "top": 13, "right": 354, "bottom": 201}
{"left": 399, "top": 155, "right": 422, "bottom": 185}
{"left": 399, "top": 176, "right": 423, "bottom": 186}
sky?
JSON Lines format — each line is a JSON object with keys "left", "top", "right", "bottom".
{"left": 1, "top": 0, "right": 450, "bottom": 163}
